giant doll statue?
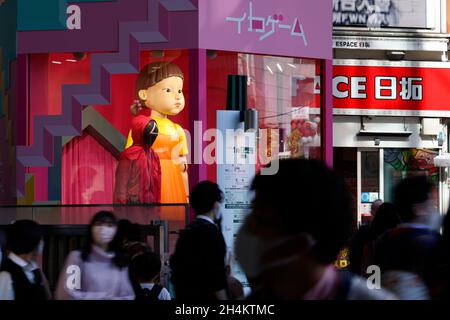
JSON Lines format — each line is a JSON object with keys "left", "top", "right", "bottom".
{"left": 126, "top": 62, "right": 189, "bottom": 203}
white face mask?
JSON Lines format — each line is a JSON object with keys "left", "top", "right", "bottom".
{"left": 92, "top": 226, "right": 117, "bottom": 245}
{"left": 214, "top": 202, "right": 223, "bottom": 221}
{"left": 234, "top": 224, "right": 315, "bottom": 279}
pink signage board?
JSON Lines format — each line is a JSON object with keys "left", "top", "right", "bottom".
{"left": 199, "top": 0, "right": 332, "bottom": 60}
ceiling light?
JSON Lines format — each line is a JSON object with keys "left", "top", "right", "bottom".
{"left": 66, "top": 59, "right": 77, "bottom": 63}
{"left": 287, "top": 63, "right": 297, "bottom": 69}
{"left": 266, "top": 65, "right": 273, "bottom": 74}
{"left": 386, "top": 51, "right": 406, "bottom": 61}
{"left": 276, "top": 63, "right": 283, "bottom": 72}
{"left": 51, "top": 61, "right": 62, "bottom": 64}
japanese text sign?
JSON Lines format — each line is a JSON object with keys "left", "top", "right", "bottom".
{"left": 199, "top": 0, "right": 332, "bottom": 60}
{"left": 332, "top": 60, "right": 450, "bottom": 117}
{"left": 333, "top": 0, "right": 428, "bottom": 29}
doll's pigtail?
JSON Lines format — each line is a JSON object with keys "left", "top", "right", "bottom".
{"left": 130, "top": 100, "right": 142, "bottom": 116}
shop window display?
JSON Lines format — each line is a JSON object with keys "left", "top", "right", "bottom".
{"left": 206, "top": 51, "right": 322, "bottom": 167}
{"left": 31, "top": 51, "right": 190, "bottom": 205}
{"left": 239, "top": 54, "right": 321, "bottom": 160}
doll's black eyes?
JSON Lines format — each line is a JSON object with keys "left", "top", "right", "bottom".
{"left": 163, "top": 88, "right": 182, "bottom": 94}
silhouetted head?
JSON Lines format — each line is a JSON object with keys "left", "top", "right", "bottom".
{"left": 394, "top": 176, "right": 433, "bottom": 223}
{"left": 248, "top": 159, "right": 352, "bottom": 264}
{"left": 6, "top": 220, "right": 42, "bottom": 255}
{"left": 191, "top": 180, "right": 224, "bottom": 222}
{"left": 369, "top": 202, "right": 401, "bottom": 240}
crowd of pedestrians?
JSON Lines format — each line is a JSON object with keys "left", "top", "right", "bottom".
{"left": 1, "top": 158, "right": 450, "bottom": 300}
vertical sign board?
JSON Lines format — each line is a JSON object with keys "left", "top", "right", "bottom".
{"left": 217, "top": 111, "right": 256, "bottom": 292}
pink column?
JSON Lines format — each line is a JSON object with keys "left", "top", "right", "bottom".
{"left": 29, "top": 54, "right": 50, "bottom": 202}
{"left": 188, "top": 48, "right": 207, "bottom": 220}
{"left": 321, "top": 59, "right": 333, "bottom": 168}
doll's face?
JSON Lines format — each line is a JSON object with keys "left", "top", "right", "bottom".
{"left": 138, "top": 76, "right": 185, "bottom": 116}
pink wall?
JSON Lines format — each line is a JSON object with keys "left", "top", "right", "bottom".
{"left": 199, "top": 0, "right": 332, "bottom": 60}
{"left": 29, "top": 53, "right": 91, "bottom": 201}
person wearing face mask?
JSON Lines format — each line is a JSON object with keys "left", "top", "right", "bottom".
{"left": 373, "top": 175, "right": 443, "bottom": 299}
{"left": 0, "top": 220, "right": 51, "bottom": 300}
{"left": 55, "top": 211, "right": 134, "bottom": 300}
{"left": 235, "top": 159, "right": 396, "bottom": 300}
{"left": 169, "top": 180, "right": 228, "bottom": 300}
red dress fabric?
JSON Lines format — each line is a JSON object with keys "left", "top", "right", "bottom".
{"left": 114, "top": 115, "right": 161, "bottom": 204}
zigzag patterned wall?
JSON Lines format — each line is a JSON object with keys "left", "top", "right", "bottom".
{"left": 14, "top": 0, "right": 198, "bottom": 198}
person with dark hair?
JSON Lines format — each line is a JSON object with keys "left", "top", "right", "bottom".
{"left": 115, "top": 219, "right": 153, "bottom": 295}
{"left": 129, "top": 251, "right": 171, "bottom": 301}
{"left": 348, "top": 199, "right": 384, "bottom": 276}
{"left": 371, "top": 199, "right": 383, "bottom": 217}
{"left": 0, "top": 220, "right": 51, "bottom": 300}
{"left": 235, "top": 159, "right": 395, "bottom": 300}
{"left": 367, "top": 203, "right": 401, "bottom": 241}
{"left": 55, "top": 211, "right": 135, "bottom": 300}
{"left": 374, "top": 176, "right": 442, "bottom": 299}
{"left": 116, "top": 220, "right": 141, "bottom": 245}
{"left": 170, "top": 180, "right": 228, "bottom": 300}
{"left": 360, "top": 203, "right": 400, "bottom": 273}
{"left": 116, "top": 219, "right": 148, "bottom": 259}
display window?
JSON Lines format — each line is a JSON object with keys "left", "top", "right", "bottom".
{"left": 26, "top": 50, "right": 190, "bottom": 205}
{"left": 205, "top": 51, "right": 322, "bottom": 180}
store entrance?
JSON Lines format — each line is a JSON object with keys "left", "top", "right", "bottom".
{"left": 334, "top": 148, "right": 441, "bottom": 229}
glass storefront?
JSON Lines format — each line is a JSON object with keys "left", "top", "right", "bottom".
{"left": 383, "top": 148, "right": 440, "bottom": 213}
{"left": 207, "top": 51, "right": 322, "bottom": 164}
{"left": 335, "top": 147, "right": 441, "bottom": 229}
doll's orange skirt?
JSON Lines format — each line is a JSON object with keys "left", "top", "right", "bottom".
{"left": 159, "top": 158, "right": 186, "bottom": 204}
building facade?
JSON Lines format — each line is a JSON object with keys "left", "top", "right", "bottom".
{"left": 332, "top": 0, "right": 450, "bottom": 227}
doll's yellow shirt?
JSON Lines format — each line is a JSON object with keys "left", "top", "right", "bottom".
{"left": 125, "top": 116, "right": 188, "bottom": 156}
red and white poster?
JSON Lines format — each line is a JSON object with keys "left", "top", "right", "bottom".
{"left": 332, "top": 60, "right": 450, "bottom": 117}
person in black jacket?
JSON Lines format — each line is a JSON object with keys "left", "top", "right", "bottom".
{"left": 374, "top": 176, "right": 442, "bottom": 299}
{"left": 129, "top": 251, "right": 171, "bottom": 301}
{"left": 170, "top": 180, "right": 228, "bottom": 300}
{"left": 0, "top": 220, "right": 51, "bottom": 300}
